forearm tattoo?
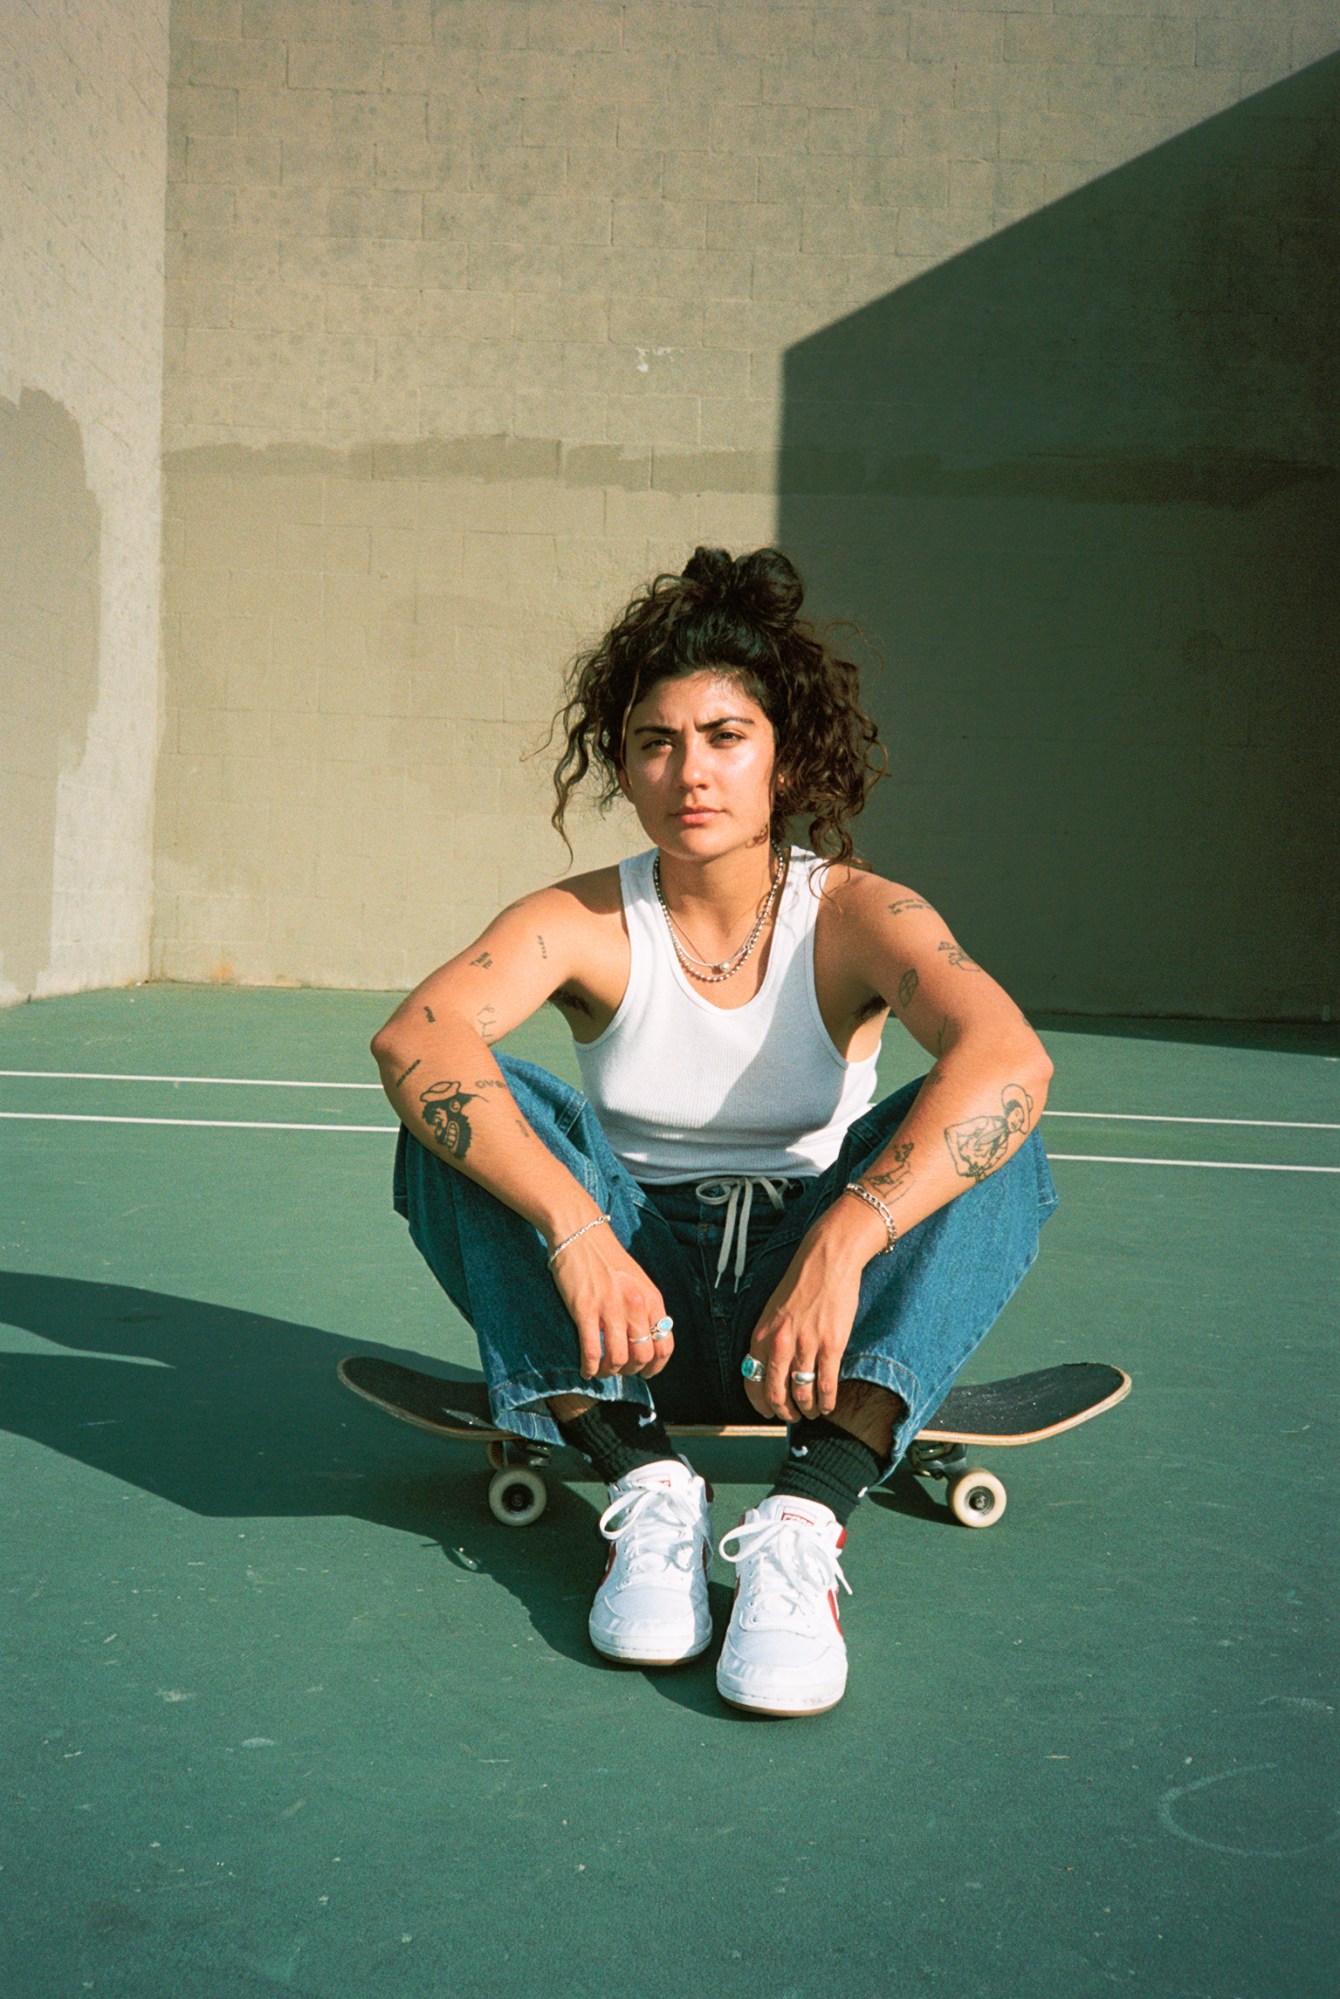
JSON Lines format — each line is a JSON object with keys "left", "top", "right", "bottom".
{"left": 944, "top": 1084, "right": 1035, "bottom": 1183}
{"left": 418, "top": 1080, "right": 479, "bottom": 1158}
{"left": 394, "top": 1057, "right": 420, "bottom": 1089}
{"left": 865, "top": 1138, "right": 914, "bottom": 1205}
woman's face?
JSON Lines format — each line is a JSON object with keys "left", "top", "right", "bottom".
{"left": 616, "top": 670, "right": 781, "bottom": 858}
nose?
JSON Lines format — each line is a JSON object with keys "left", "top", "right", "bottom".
{"left": 678, "top": 736, "right": 711, "bottom": 792}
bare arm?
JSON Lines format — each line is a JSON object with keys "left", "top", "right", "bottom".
{"left": 742, "top": 873, "right": 1054, "bottom": 1424}
{"left": 371, "top": 886, "right": 673, "bottom": 1383}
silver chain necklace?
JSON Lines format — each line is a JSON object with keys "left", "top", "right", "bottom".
{"left": 653, "top": 840, "right": 787, "bottom": 983}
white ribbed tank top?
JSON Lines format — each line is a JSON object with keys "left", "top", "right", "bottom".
{"left": 573, "top": 844, "right": 881, "bottom": 1184}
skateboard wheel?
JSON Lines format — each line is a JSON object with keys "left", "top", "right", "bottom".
{"left": 488, "top": 1466, "right": 548, "bottom": 1527}
{"left": 946, "top": 1469, "right": 1006, "bottom": 1528}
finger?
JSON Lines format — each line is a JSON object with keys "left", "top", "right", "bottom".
{"left": 762, "top": 1322, "right": 798, "bottom": 1423}
{"left": 643, "top": 1336, "right": 674, "bottom": 1379}
{"left": 788, "top": 1340, "right": 819, "bottom": 1421}
{"left": 816, "top": 1349, "right": 842, "bottom": 1417}
{"left": 624, "top": 1331, "right": 656, "bottom": 1376}
{"left": 576, "top": 1316, "right": 603, "bottom": 1382}
{"left": 597, "top": 1324, "right": 629, "bottom": 1377}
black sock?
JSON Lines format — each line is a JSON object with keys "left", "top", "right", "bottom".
{"left": 770, "top": 1417, "right": 885, "bottom": 1526}
{"left": 554, "top": 1398, "right": 679, "bottom": 1485}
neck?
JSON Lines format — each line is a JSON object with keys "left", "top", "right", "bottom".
{"left": 655, "top": 834, "right": 783, "bottom": 938}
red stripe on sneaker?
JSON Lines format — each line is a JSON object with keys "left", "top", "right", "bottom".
{"left": 828, "top": 1589, "right": 842, "bottom": 1632}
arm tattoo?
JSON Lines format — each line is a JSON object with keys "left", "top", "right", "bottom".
{"left": 897, "top": 966, "right": 918, "bottom": 1011}
{"left": 423, "top": 1005, "right": 435, "bottom": 1023}
{"left": 865, "top": 1139, "right": 914, "bottom": 1205}
{"left": 473, "top": 1078, "right": 506, "bottom": 1089}
{"left": 887, "top": 898, "right": 928, "bottom": 915}
{"left": 938, "top": 939, "right": 979, "bottom": 970}
{"left": 943, "top": 1084, "right": 1035, "bottom": 1183}
{"left": 537, "top": 934, "right": 548, "bottom": 960}
{"left": 475, "top": 1004, "right": 499, "bottom": 1044}
{"left": 418, "top": 1080, "right": 479, "bottom": 1158}
{"left": 470, "top": 950, "right": 493, "bottom": 969}
{"left": 394, "top": 1057, "right": 421, "bottom": 1089}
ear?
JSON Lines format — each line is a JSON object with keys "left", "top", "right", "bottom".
{"left": 615, "top": 763, "right": 631, "bottom": 802}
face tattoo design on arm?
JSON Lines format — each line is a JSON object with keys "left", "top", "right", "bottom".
{"left": 943, "top": 1084, "right": 1035, "bottom": 1183}
{"left": 419, "top": 1079, "right": 480, "bottom": 1159}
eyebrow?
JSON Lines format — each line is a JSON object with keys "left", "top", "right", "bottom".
{"left": 631, "top": 715, "right": 757, "bottom": 735}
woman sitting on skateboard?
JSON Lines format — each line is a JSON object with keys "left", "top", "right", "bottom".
{"left": 371, "top": 545, "right": 1060, "bottom": 1716}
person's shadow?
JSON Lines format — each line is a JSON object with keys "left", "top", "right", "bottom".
{"left": 6, "top": 1271, "right": 932, "bottom": 1715}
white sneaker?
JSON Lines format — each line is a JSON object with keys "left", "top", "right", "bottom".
{"left": 588, "top": 1460, "right": 714, "bottom": 1666}
{"left": 716, "top": 1494, "right": 852, "bottom": 1715}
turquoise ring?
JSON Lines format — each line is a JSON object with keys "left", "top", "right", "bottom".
{"left": 740, "top": 1355, "right": 765, "bottom": 1382}
{"left": 652, "top": 1316, "right": 674, "bottom": 1339}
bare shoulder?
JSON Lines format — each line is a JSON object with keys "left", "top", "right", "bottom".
{"left": 812, "top": 859, "right": 936, "bottom": 931}
{"left": 505, "top": 863, "right": 624, "bottom": 933}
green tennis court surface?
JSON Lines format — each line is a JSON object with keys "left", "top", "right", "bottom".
{"left": 3, "top": 987, "right": 1336, "bottom": 1999}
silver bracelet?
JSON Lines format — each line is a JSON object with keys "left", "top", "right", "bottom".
{"left": 546, "top": 1212, "right": 612, "bottom": 1268}
{"left": 843, "top": 1180, "right": 898, "bottom": 1255}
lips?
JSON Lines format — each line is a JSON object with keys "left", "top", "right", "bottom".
{"left": 676, "top": 808, "right": 718, "bottom": 820}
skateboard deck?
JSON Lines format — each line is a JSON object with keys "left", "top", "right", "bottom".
{"left": 337, "top": 1355, "right": 1130, "bottom": 1529}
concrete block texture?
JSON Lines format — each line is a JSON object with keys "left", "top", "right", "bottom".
{"left": 1, "top": 0, "right": 170, "bottom": 1005}
{"left": 146, "top": 0, "right": 1340, "bottom": 1012}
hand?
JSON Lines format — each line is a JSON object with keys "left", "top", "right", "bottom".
{"left": 548, "top": 1224, "right": 674, "bottom": 1383}
{"left": 742, "top": 1225, "right": 864, "bottom": 1425}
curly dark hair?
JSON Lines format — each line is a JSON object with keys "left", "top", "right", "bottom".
{"left": 541, "top": 545, "right": 888, "bottom": 871}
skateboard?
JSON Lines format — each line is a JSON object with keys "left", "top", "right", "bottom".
{"left": 337, "top": 1355, "right": 1130, "bottom": 1531}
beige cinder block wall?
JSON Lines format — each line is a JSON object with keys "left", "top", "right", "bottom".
{"left": 155, "top": 0, "right": 1338, "bottom": 1004}
{"left": 0, "top": 0, "right": 170, "bottom": 1007}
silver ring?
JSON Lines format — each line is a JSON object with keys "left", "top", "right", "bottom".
{"left": 740, "top": 1355, "right": 765, "bottom": 1382}
{"left": 628, "top": 1334, "right": 653, "bottom": 1346}
{"left": 653, "top": 1316, "right": 674, "bottom": 1335}
{"left": 790, "top": 1369, "right": 817, "bottom": 1386}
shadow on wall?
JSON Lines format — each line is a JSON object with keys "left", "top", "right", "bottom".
{"left": 780, "top": 54, "right": 1340, "bottom": 1024}
{"left": 0, "top": 388, "right": 101, "bottom": 1000}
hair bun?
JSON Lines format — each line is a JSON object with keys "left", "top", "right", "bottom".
{"left": 681, "top": 544, "right": 804, "bottom": 633}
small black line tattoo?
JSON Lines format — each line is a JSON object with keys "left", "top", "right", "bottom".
{"left": 470, "top": 950, "right": 493, "bottom": 969}
{"left": 865, "top": 1140, "right": 914, "bottom": 1204}
{"left": 394, "top": 1058, "right": 421, "bottom": 1089}
{"left": 423, "top": 1005, "right": 435, "bottom": 1022}
{"left": 537, "top": 934, "right": 548, "bottom": 960}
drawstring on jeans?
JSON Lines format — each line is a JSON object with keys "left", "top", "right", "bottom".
{"left": 693, "top": 1174, "right": 796, "bottom": 1290}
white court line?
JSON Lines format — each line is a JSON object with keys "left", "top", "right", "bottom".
{"left": 0, "top": 1070, "right": 1336, "bottom": 1131}
{"left": 0, "top": 1111, "right": 1337, "bottom": 1172}
{"left": 0, "top": 1113, "right": 392, "bottom": 1133}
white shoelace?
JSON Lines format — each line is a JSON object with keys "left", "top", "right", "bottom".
{"left": 693, "top": 1173, "right": 796, "bottom": 1289}
{"left": 718, "top": 1514, "right": 852, "bottom": 1630}
{"left": 597, "top": 1479, "right": 706, "bottom": 1580}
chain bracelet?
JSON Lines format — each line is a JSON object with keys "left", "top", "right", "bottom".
{"left": 546, "top": 1212, "right": 612, "bottom": 1269}
{"left": 843, "top": 1180, "right": 898, "bottom": 1255}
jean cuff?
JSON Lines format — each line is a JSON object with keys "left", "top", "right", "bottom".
{"left": 490, "top": 1369, "right": 655, "bottom": 1447}
{"left": 837, "top": 1356, "right": 922, "bottom": 1484}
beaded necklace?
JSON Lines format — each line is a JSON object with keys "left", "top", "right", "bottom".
{"left": 652, "top": 840, "right": 787, "bottom": 983}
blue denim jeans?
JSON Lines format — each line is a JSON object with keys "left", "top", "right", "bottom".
{"left": 393, "top": 1055, "right": 1060, "bottom": 1483}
